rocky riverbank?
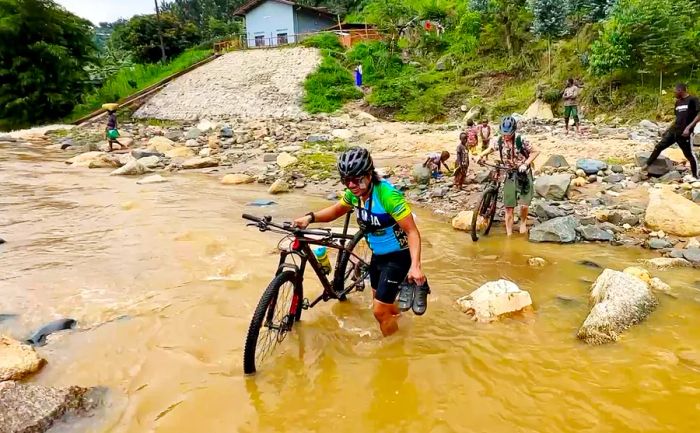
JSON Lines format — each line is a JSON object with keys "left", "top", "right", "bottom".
{"left": 9, "top": 109, "right": 700, "bottom": 264}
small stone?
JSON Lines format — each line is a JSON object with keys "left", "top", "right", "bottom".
{"left": 199, "top": 148, "right": 211, "bottom": 157}
{"left": 185, "top": 139, "right": 199, "bottom": 147}
{"left": 268, "top": 179, "right": 290, "bottom": 194}
{"left": 186, "top": 128, "right": 202, "bottom": 139}
{"left": 588, "top": 175, "right": 597, "bottom": 183}
{"left": 220, "top": 126, "right": 234, "bottom": 138}
{"left": 277, "top": 152, "right": 298, "bottom": 168}
{"left": 683, "top": 183, "right": 693, "bottom": 190}
{"left": 611, "top": 165, "right": 624, "bottom": 173}
{"left": 221, "top": 174, "right": 254, "bottom": 185}
{"left": 576, "top": 169, "right": 586, "bottom": 178}
{"left": 647, "top": 238, "right": 672, "bottom": 250}
{"left": 307, "top": 134, "right": 332, "bottom": 143}
{"left": 294, "top": 181, "right": 306, "bottom": 189}
{"left": 528, "top": 257, "right": 547, "bottom": 267}
{"left": 136, "top": 174, "right": 168, "bottom": 185}
{"left": 682, "top": 248, "right": 700, "bottom": 264}
{"left": 623, "top": 223, "right": 632, "bottom": 230}
{"left": 331, "top": 129, "right": 353, "bottom": 140}
{"left": 263, "top": 153, "right": 278, "bottom": 162}
{"left": 452, "top": 211, "right": 474, "bottom": 232}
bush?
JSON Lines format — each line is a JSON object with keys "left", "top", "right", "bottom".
{"left": 303, "top": 56, "right": 363, "bottom": 113}
{"left": 369, "top": 75, "right": 420, "bottom": 109}
{"left": 301, "top": 33, "right": 344, "bottom": 52}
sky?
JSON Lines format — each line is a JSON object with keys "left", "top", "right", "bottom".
{"left": 55, "top": 0, "right": 156, "bottom": 25}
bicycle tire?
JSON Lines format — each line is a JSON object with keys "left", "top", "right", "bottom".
{"left": 471, "top": 188, "right": 497, "bottom": 242}
{"left": 243, "top": 270, "right": 301, "bottom": 375}
{"left": 333, "top": 230, "right": 370, "bottom": 299}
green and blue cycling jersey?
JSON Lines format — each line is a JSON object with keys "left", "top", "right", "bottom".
{"left": 339, "top": 180, "right": 411, "bottom": 255}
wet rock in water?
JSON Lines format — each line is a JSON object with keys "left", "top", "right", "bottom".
{"left": 532, "top": 202, "right": 568, "bottom": 221}
{"left": 268, "top": 179, "right": 289, "bottom": 194}
{"left": 577, "top": 269, "right": 658, "bottom": 345}
{"left": 181, "top": 157, "right": 219, "bottom": 169}
{"left": 147, "top": 136, "right": 175, "bottom": 153}
{"left": 576, "top": 159, "right": 608, "bottom": 175}
{"left": 647, "top": 238, "right": 673, "bottom": 250}
{"left": 25, "top": 318, "right": 77, "bottom": 347}
{"left": 456, "top": 280, "right": 533, "bottom": 323}
{"left": 67, "top": 152, "right": 120, "bottom": 169}
{"left": 221, "top": 174, "right": 254, "bottom": 185}
{"left": 165, "top": 146, "right": 195, "bottom": 159}
{"left": 0, "top": 381, "right": 100, "bottom": 433}
{"left": 534, "top": 174, "right": 571, "bottom": 200}
{"left": 578, "top": 260, "right": 602, "bottom": 269}
{"left": 0, "top": 313, "right": 17, "bottom": 322}
{"left": 276, "top": 152, "right": 298, "bottom": 168}
{"left": 109, "top": 159, "right": 149, "bottom": 176}
{"left": 577, "top": 226, "right": 614, "bottom": 242}
{"left": 692, "top": 190, "right": 700, "bottom": 203}
{"left": 529, "top": 216, "right": 579, "bottom": 244}
{"left": 623, "top": 267, "right": 651, "bottom": 283}
{"left": 0, "top": 336, "right": 45, "bottom": 381}
{"left": 635, "top": 152, "right": 673, "bottom": 177}
{"left": 294, "top": 181, "right": 306, "bottom": 189}
{"left": 556, "top": 295, "right": 578, "bottom": 304}
{"left": 667, "top": 249, "right": 686, "bottom": 259}
{"left": 248, "top": 199, "right": 276, "bottom": 207}
{"left": 642, "top": 257, "right": 692, "bottom": 270}
{"left": 527, "top": 257, "right": 546, "bottom": 267}
{"left": 677, "top": 351, "right": 700, "bottom": 370}
{"left": 451, "top": 211, "right": 474, "bottom": 232}
{"left": 136, "top": 175, "right": 168, "bottom": 185}
{"left": 0, "top": 238, "right": 5, "bottom": 245}
{"left": 412, "top": 164, "right": 431, "bottom": 185}
{"left": 542, "top": 154, "right": 569, "bottom": 168}
{"left": 645, "top": 186, "right": 700, "bottom": 237}
{"left": 682, "top": 248, "right": 700, "bottom": 264}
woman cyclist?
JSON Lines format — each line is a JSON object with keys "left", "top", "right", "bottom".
{"left": 293, "top": 147, "right": 426, "bottom": 337}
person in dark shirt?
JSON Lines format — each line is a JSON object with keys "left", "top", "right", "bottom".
{"left": 643, "top": 83, "right": 700, "bottom": 178}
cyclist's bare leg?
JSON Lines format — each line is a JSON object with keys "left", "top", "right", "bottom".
{"left": 505, "top": 207, "right": 515, "bottom": 236}
{"left": 372, "top": 289, "right": 399, "bottom": 336}
{"left": 519, "top": 206, "right": 529, "bottom": 234}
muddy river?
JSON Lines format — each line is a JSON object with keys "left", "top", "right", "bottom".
{"left": 1, "top": 142, "right": 700, "bottom": 433}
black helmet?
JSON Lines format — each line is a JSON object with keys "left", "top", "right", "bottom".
{"left": 500, "top": 116, "right": 517, "bottom": 135}
{"left": 337, "top": 146, "right": 374, "bottom": 177}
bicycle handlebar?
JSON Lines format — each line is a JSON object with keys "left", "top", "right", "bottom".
{"left": 242, "top": 214, "right": 355, "bottom": 240}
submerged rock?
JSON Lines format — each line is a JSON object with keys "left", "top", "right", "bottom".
{"left": 456, "top": 280, "right": 533, "bottom": 323}
{"left": 0, "top": 336, "right": 45, "bottom": 381}
{"left": 67, "top": 152, "right": 120, "bottom": 169}
{"left": 527, "top": 257, "right": 547, "bottom": 267}
{"left": 0, "top": 381, "right": 100, "bottom": 433}
{"left": 136, "top": 175, "right": 168, "bottom": 185}
{"left": 577, "top": 269, "right": 658, "bottom": 345}
{"left": 221, "top": 174, "right": 254, "bottom": 185}
{"left": 643, "top": 257, "right": 692, "bottom": 270}
{"left": 529, "top": 216, "right": 579, "bottom": 243}
{"left": 268, "top": 179, "right": 289, "bottom": 194}
{"left": 451, "top": 211, "right": 474, "bottom": 232}
{"left": 109, "top": 159, "right": 149, "bottom": 176}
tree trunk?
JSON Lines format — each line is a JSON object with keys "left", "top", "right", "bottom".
{"left": 154, "top": 0, "right": 167, "bottom": 63}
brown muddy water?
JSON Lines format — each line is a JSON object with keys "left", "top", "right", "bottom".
{"left": 1, "top": 142, "right": 700, "bottom": 433}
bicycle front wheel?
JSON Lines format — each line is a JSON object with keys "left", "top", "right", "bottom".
{"left": 243, "top": 270, "right": 301, "bottom": 375}
{"left": 471, "top": 188, "right": 498, "bottom": 242}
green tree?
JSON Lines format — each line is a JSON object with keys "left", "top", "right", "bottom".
{"left": 0, "top": 0, "right": 96, "bottom": 130}
{"left": 530, "top": 0, "right": 570, "bottom": 79}
{"left": 113, "top": 12, "right": 200, "bottom": 63}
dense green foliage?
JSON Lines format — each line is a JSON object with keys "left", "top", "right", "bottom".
{"left": 0, "top": 0, "right": 96, "bottom": 130}
{"left": 302, "top": 35, "right": 363, "bottom": 113}
{"left": 110, "top": 13, "right": 200, "bottom": 63}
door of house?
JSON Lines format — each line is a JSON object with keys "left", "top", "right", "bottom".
{"left": 255, "top": 35, "right": 265, "bottom": 47}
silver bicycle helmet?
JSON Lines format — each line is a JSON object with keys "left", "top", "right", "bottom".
{"left": 337, "top": 147, "right": 374, "bottom": 177}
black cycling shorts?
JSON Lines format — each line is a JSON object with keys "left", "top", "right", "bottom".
{"left": 369, "top": 249, "right": 412, "bottom": 304}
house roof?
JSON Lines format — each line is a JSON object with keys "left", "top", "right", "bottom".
{"left": 233, "top": 0, "right": 336, "bottom": 19}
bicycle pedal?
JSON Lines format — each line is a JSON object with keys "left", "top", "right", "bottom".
{"left": 301, "top": 298, "right": 310, "bottom": 310}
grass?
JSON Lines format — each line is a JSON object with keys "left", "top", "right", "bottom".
{"left": 290, "top": 152, "right": 338, "bottom": 180}
{"left": 303, "top": 53, "right": 363, "bottom": 114}
{"left": 66, "top": 48, "right": 212, "bottom": 122}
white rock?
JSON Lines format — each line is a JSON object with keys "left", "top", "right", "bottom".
{"left": 451, "top": 211, "right": 474, "bottom": 232}
{"left": 147, "top": 136, "right": 175, "bottom": 153}
{"left": 109, "top": 159, "right": 149, "bottom": 176}
{"left": 199, "top": 148, "right": 211, "bottom": 157}
{"left": 67, "top": 151, "right": 120, "bottom": 169}
{"left": 196, "top": 119, "right": 217, "bottom": 133}
{"left": 687, "top": 238, "right": 700, "bottom": 249}
{"left": 456, "top": 280, "right": 533, "bottom": 323}
{"left": 139, "top": 155, "right": 161, "bottom": 168}
{"left": 623, "top": 223, "right": 632, "bottom": 230}
{"left": 277, "top": 152, "right": 298, "bottom": 168}
{"left": 165, "top": 146, "right": 195, "bottom": 159}
{"left": 268, "top": 179, "right": 290, "bottom": 194}
{"left": 577, "top": 269, "right": 658, "bottom": 344}
{"left": 528, "top": 257, "right": 547, "bottom": 267}
{"left": 136, "top": 174, "right": 168, "bottom": 185}
{"left": 0, "top": 336, "right": 45, "bottom": 381}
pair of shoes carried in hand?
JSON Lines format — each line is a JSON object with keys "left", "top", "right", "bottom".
{"left": 397, "top": 280, "right": 431, "bottom": 316}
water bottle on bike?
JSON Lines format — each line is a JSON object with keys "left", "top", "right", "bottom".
{"left": 314, "top": 247, "right": 332, "bottom": 275}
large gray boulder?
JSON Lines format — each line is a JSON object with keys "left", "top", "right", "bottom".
{"left": 635, "top": 152, "right": 673, "bottom": 177}
{"left": 529, "top": 216, "right": 579, "bottom": 243}
{"left": 0, "top": 381, "right": 100, "bottom": 433}
{"left": 532, "top": 201, "right": 570, "bottom": 221}
{"left": 534, "top": 174, "right": 571, "bottom": 200}
{"left": 577, "top": 225, "right": 614, "bottom": 242}
{"left": 412, "top": 164, "right": 431, "bottom": 185}
{"left": 577, "top": 269, "right": 658, "bottom": 344}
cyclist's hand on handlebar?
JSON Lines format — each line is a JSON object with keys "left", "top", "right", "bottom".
{"left": 292, "top": 215, "right": 312, "bottom": 229}
{"left": 518, "top": 164, "right": 528, "bottom": 173}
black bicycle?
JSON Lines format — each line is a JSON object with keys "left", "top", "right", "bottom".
{"left": 241, "top": 212, "right": 370, "bottom": 375}
{"left": 471, "top": 161, "right": 516, "bottom": 241}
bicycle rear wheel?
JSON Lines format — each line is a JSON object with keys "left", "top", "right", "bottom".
{"left": 471, "top": 188, "right": 498, "bottom": 242}
{"left": 243, "top": 270, "right": 301, "bottom": 375}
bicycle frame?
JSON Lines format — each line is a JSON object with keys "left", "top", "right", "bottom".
{"left": 274, "top": 212, "right": 366, "bottom": 310}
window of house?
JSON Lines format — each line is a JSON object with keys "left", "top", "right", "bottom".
{"left": 255, "top": 35, "right": 265, "bottom": 47}
{"left": 277, "top": 33, "right": 288, "bottom": 45}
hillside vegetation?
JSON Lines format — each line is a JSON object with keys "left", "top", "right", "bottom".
{"left": 303, "top": 0, "right": 700, "bottom": 123}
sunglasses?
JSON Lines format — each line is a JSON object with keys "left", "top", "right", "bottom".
{"left": 341, "top": 175, "right": 365, "bottom": 186}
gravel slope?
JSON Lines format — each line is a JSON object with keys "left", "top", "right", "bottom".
{"left": 134, "top": 47, "right": 321, "bottom": 121}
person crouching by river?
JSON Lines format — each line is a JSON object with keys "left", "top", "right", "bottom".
{"left": 476, "top": 116, "right": 540, "bottom": 236}
{"left": 293, "top": 147, "right": 426, "bottom": 336}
